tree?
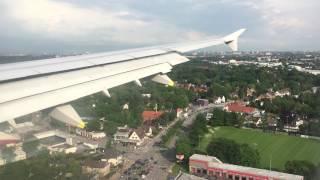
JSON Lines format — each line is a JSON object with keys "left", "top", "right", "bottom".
{"left": 104, "top": 121, "right": 120, "bottom": 135}
{"left": 210, "top": 109, "right": 225, "bottom": 126}
{"left": 239, "top": 144, "right": 260, "bottom": 167}
{"left": 189, "top": 114, "right": 208, "bottom": 147}
{"left": 209, "top": 109, "right": 243, "bottom": 127}
{"left": 207, "top": 138, "right": 241, "bottom": 165}
{"left": 176, "top": 136, "right": 193, "bottom": 159}
{"left": 1, "top": 147, "right": 15, "bottom": 163}
{"left": 86, "top": 119, "right": 101, "bottom": 131}
{"left": 0, "top": 153, "right": 84, "bottom": 180}
{"left": 285, "top": 160, "right": 317, "bottom": 180}
{"left": 22, "top": 140, "right": 40, "bottom": 156}
{"left": 207, "top": 138, "right": 260, "bottom": 167}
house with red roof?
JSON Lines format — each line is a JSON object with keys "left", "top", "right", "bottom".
{"left": 142, "top": 111, "right": 164, "bottom": 123}
{"left": 0, "top": 132, "right": 20, "bottom": 147}
{"left": 224, "top": 102, "right": 256, "bottom": 114}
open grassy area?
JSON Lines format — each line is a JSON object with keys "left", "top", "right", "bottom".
{"left": 199, "top": 126, "right": 320, "bottom": 170}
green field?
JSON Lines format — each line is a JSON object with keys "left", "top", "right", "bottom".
{"left": 199, "top": 126, "right": 320, "bottom": 170}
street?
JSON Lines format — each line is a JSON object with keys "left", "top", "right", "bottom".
{"left": 110, "top": 103, "right": 224, "bottom": 180}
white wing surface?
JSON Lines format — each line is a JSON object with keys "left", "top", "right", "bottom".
{"left": 0, "top": 29, "right": 246, "bottom": 122}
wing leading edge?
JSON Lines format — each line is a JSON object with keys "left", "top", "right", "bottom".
{"left": 0, "top": 29, "right": 246, "bottom": 122}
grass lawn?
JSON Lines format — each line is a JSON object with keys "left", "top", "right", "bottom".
{"left": 199, "top": 126, "right": 320, "bottom": 170}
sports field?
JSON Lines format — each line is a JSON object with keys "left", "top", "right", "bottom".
{"left": 199, "top": 126, "right": 320, "bottom": 170}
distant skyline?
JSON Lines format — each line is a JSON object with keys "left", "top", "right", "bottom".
{"left": 0, "top": 0, "right": 320, "bottom": 54}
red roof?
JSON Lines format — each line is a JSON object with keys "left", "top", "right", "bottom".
{"left": 0, "top": 132, "right": 20, "bottom": 146}
{"left": 0, "top": 140, "right": 19, "bottom": 146}
{"left": 225, "top": 102, "right": 255, "bottom": 114}
{"left": 142, "top": 111, "right": 164, "bottom": 122}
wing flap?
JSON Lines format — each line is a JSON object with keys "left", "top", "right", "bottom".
{"left": 0, "top": 63, "right": 173, "bottom": 121}
{"left": 0, "top": 53, "right": 188, "bottom": 105}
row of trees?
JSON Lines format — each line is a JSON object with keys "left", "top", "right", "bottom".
{"left": 208, "top": 108, "right": 245, "bottom": 127}
{"left": 207, "top": 138, "right": 260, "bottom": 167}
{"left": 285, "top": 160, "right": 320, "bottom": 180}
{"left": 161, "top": 120, "right": 183, "bottom": 146}
{"left": 0, "top": 152, "right": 86, "bottom": 180}
{"left": 176, "top": 114, "right": 207, "bottom": 159}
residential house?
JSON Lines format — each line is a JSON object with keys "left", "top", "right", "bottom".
{"left": 122, "top": 103, "right": 129, "bottom": 110}
{"left": 176, "top": 108, "right": 183, "bottom": 118}
{"left": 275, "top": 88, "right": 291, "bottom": 97}
{"left": 312, "top": 87, "right": 319, "bottom": 94}
{"left": 196, "top": 99, "right": 209, "bottom": 106}
{"left": 13, "top": 145, "right": 27, "bottom": 161}
{"left": 0, "top": 143, "right": 27, "bottom": 165}
{"left": 82, "top": 160, "right": 110, "bottom": 177}
{"left": 224, "top": 102, "right": 256, "bottom": 115}
{"left": 142, "top": 94, "right": 151, "bottom": 98}
{"left": 284, "top": 119, "right": 304, "bottom": 132}
{"left": 113, "top": 126, "right": 130, "bottom": 142}
{"left": 246, "top": 88, "right": 256, "bottom": 97}
{"left": 103, "top": 149, "right": 123, "bottom": 167}
{"left": 0, "top": 156, "right": 5, "bottom": 166}
{"left": 0, "top": 132, "right": 20, "bottom": 147}
{"left": 145, "top": 126, "right": 153, "bottom": 137}
{"left": 113, "top": 126, "right": 147, "bottom": 146}
{"left": 142, "top": 111, "right": 164, "bottom": 124}
{"left": 76, "top": 129, "right": 106, "bottom": 140}
{"left": 128, "top": 127, "right": 145, "bottom": 146}
{"left": 48, "top": 144, "right": 77, "bottom": 154}
{"left": 255, "top": 92, "right": 275, "bottom": 101}
{"left": 213, "top": 96, "right": 226, "bottom": 104}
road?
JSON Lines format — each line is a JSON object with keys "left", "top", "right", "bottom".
{"left": 111, "top": 103, "right": 225, "bottom": 180}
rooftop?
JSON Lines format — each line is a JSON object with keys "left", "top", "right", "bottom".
{"left": 190, "top": 154, "right": 303, "bottom": 180}
{"left": 83, "top": 160, "right": 109, "bottom": 169}
{"left": 175, "top": 172, "right": 207, "bottom": 180}
{"left": 142, "top": 111, "right": 164, "bottom": 122}
{"left": 39, "top": 136, "right": 65, "bottom": 146}
{"left": 190, "top": 154, "right": 222, "bottom": 164}
{"left": 225, "top": 102, "right": 256, "bottom": 114}
{"left": 0, "top": 132, "right": 20, "bottom": 146}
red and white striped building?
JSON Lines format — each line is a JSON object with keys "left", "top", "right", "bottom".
{"left": 189, "top": 154, "right": 303, "bottom": 180}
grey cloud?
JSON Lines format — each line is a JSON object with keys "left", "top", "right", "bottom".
{"left": 0, "top": 0, "right": 319, "bottom": 54}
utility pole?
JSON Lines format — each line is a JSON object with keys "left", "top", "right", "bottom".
{"left": 269, "top": 154, "right": 272, "bottom": 171}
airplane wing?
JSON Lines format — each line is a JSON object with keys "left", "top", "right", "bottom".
{"left": 0, "top": 29, "right": 246, "bottom": 122}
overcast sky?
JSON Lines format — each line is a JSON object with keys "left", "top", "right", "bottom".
{"left": 0, "top": 0, "right": 319, "bottom": 54}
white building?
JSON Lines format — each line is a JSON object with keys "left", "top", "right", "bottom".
{"left": 275, "top": 89, "right": 291, "bottom": 97}
{"left": 142, "top": 94, "right": 151, "bottom": 98}
{"left": 122, "top": 103, "right": 129, "bottom": 110}
{"left": 76, "top": 129, "right": 106, "bottom": 140}
{"left": 114, "top": 126, "right": 146, "bottom": 146}
{"left": 13, "top": 146, "right": 27, "bottom": 161}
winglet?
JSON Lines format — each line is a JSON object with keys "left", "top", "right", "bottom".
{"left": 223, "top": 28, "right": 246, "bottom": 51}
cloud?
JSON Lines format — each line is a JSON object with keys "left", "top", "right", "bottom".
{"left": 1, "top": 0, "right": 205, "bottom": 47}
{"left": 236, "top": 0, "right": 318, "bottom": 34}
{"left": 0, "top": 0, "right": 319, "bottom": 53}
